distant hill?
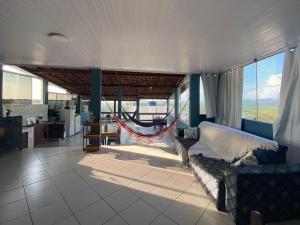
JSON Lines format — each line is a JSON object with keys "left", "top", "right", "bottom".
{"left": 243, "top": 98, "right": 279, "bottom": 106}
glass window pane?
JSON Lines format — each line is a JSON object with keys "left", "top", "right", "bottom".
{"left": 3, "top": 72, "right": 18, "bottom": 101}
{"left": 32, "top": 78, "right": 43, "bottom": 104}
{"left": 122, "top": 101, "right": 136, "bottom": 112}
{"left": 199, "top": 78, "right": 206, "bottom": 114}
{"left": 140, "top": 99, "right": 167, "bottom": 114}
{"left": 48, "top": 93, "right": 57, "bottom": 100}
{"left": 101, "top": 101, "right": 114, "bottom": 113}
{"left": 257, "top": 52, "right": 284, "bottom": 123}
{"left": 18, "top": 75, "right": 32, "bottom": 104}
{"left": 242, "top": 63, "right": 257, "bottom": 120}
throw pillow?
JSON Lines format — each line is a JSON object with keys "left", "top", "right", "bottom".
{"left": 184, "top": 127, "right": 198, "bottom": 140}
{"left": 254, "top": 147, "right": 287, "bottom": 165}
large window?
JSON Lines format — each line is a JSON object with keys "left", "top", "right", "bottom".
{"left": 48, "top": 83, "right": 74, "bottom": 101}
{"left": 199, "top": 78, "right": 206, "bottom": 114}
{"left": 101, "top": 101, "right": 115, "bottom": 113}
{"left": 3, "top": 70, "right": 43, "bottom": 105}
{"left": 242, "top": 52, "right": 284, "bottom": 123}
{"left": 121, "top": 101, "right": 136, "bottom": 113}
{"left": 180, "top": 84, "right": 189, "bottom": 125}
{"left": 139, "top": 99, "right": 167, "bottom": 120}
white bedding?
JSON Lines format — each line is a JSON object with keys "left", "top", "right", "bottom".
{"left": 197, "top": 122, "right": 278, "bottom": 162}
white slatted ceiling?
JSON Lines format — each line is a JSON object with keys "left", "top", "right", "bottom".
{"left": 0, "top": 0, "right": 299, "bottom": 73}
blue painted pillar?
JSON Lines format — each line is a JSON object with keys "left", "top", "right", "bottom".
{"left": 113, "top": 100, "right": 116, "bottom": 114}
{"left": 76, "top": 95, "right": 81, "bottom": 114}
{"left": 43, "top": 79, "right": 48, "bottom": 105}
{"left": 174, "top": 89, "right": 179, "bottom": 117}
{"left": 89, "top": 69, "right": 102, "bottom": 121}
{"left": 117, "top": 86, "right": 122, "bottom": 118}
{"left": 0, "top": 65, "right": 3, "bottom": 117}
{"left": 136, "top": 98, "right": 140, "bottom": 120}
{"left": 167, "top": 98, "right": 169, "bottom": 113}
{"left": 189, "top": 74, "right": 200, "bottom": 127}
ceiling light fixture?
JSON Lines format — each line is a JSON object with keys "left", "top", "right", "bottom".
{"left": 48, "top": 32, "right": 69, "bottom": 42}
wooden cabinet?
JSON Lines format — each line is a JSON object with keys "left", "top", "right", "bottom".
{"left": 34, "top": 123, "right": 45, "bottom": 146}
{"left": 0, "top": 116, "right": 22, "bottom": 152}
{"left": 22, "top": 132, "right": 28, "bottom": 148}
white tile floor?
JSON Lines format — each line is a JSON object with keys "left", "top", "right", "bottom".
{"left": 0, "top": 144, "right": 299, "bottom": 225}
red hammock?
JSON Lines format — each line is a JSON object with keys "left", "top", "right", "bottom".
{"left": 103, "top": 97, "right": 188, "bottom": 140}
{"left": 115, "top": 115, "right": 179, "bottom": 138}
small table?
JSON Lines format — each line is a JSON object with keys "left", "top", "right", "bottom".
{"left": 101, "top": 131, "right": 119, "bottom": 145}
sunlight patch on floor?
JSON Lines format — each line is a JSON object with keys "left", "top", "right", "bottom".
{"left": 100, "top": 144, "right": 179, "bottom": 161}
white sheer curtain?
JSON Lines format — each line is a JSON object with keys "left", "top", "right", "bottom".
{"left": 201, "top": 74, "right": 219, "bottom": 118}
{"left": 274, "top": 46, "right": 300, "bottom": 162}
{"left": 216, "top": 68, "right": 243, "bottom": 129}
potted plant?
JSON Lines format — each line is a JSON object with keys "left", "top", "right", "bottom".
{"left": 88, "top": 111, "right": 96, "bottom": 122}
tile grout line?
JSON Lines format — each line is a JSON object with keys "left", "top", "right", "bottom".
{"left": 159, "top": 179, "right": 198, "bottom": 225}
{"left": 119, "top": 172, "right": 181, "bottom": 225}
{"left": 34, "top": 149, "right": 83, "bottom": 225}
{"left": 17, "top": 151, "right": 36, "bottom": 225}
{"left": 70, "top": 158, "right": 177, "bottom": 225}
{"left": 71, "top": 164, "right": 131, "bottom": 225}
{"left": 3, "top": 146, "right": 215, "bottom": 225}
{"left": 194, "top": 200, "right": 212, "bottom": 225}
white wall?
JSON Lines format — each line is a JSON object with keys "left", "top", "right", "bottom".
{"left": 3, "top": 104, "right": 48, "bottom": 125}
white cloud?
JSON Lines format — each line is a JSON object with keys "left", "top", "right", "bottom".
{"left": 244, "top": 74, "right": 282, "bottom": 100}
{"left": 259, "top": 74, "right": 282, "bottom": 99}
{"left": 244, "top": 90, "right": 256, "bottom": 99}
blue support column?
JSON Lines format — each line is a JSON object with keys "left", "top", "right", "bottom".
{"left": 189, "top": 74, "right": 200, "bottom": 127}
{"left": 136, "top": 98, "right": 140, "bottom": 120}
{"left": 167, "top": 98, "right": 169, "bottom": 113}
{"left": 43, "top": 79, "right": 48, "bottom": 105}
{"left": 117, "top": 87, "right": 122, "bottom": 118}
{"left": 76, "top": 95, "right": 81, "bottom": 114}
{"left": 89, "top": 69, "right": 102, "bottom": 121}
{"left": 174, "top": 89, "right": 179, "bottom": 117}
{"left": 0, "top": 65, "right": 3, "bottom": 117}
{"left": 113, "top": 100, "right": 116, "bottom": 114}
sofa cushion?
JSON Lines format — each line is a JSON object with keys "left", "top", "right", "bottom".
{"left": 199, "top": 122, "right": 278, "bottom": 162}
{"left": 188, "top": 143, "right": 222, "bottom": 159}
{"left": 190, "top": 155, "right": 230, "bottom": 211}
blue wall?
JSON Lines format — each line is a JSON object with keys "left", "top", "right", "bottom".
{"left": 241, "top": 119, "right": 273, "bottom": 140}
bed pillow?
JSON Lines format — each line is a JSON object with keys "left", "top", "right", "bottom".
{"left": 184, "top": 127, "right": 198, "bottom": 140}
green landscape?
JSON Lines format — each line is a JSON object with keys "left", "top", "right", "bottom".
{"left": 242, "top": 104, "right": 279, "bottom": 123}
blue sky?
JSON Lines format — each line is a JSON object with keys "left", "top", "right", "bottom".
{"left": 243, "top": 52, "right": 284, "bottom": 101}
